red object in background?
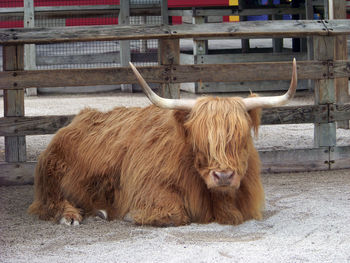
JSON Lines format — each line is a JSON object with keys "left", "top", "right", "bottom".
{"left": 168, "top": 0, "right": 227, "bottom": 7}
{"left": 0, "top": 0, "right": 227, "bottom": 8}
{"left": 0, "top": 0, "right": 349, "bottom": 27}
{"left": 66, "top": 17, "right": 118, "bottom": 26}
{"left": 0, "top": 20, "right": 23, "bottom": 28}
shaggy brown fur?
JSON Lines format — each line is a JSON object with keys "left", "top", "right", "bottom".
{"left": 28, "top": 96, "right": 265, "bottom": 226}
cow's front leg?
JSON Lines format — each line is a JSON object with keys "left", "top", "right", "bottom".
{"left": 211, "top": 191, "right": 244, "bottom": 225}
{"left": 126, "top": 189, "right": 190, "bottom": 227}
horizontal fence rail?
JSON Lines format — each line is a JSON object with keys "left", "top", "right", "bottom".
{"left": 1, "top": 20, "right": 350, "bottom": 45}
{"left": 0, "top": 61, "right": 349, "bottom": 90}
{"left": 1, "top": 104, "right": 350, "bottom": 137}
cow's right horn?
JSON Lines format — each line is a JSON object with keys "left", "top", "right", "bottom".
{"left": 242, "top": 58, "right": 297, "bottom": 111}
{"left": 129, "top": 62, "right": 196, "bottom": 110}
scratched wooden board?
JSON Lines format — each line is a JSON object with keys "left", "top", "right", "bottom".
{"left": 0, "top": 104, "right": 335, "bottom": 137}
{"left": 0, "top": 61, "right": 335, "bottom": 90}
{"left": 330, "top": 146, "right": 350, "bottom": 170}
{"left": 2, "top": 20, "right": 350, "bottom": 45}
{"left": 260, "top": 147, "right": 330, "bottom": 173}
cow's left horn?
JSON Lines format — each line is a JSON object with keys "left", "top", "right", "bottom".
{"left": 242, "top": 58, "right": 297, "bottom": 111}
{"left": 129, "top": 62, "right": 196, "bottom": 110}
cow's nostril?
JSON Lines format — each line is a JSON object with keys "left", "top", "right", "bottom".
{"left": 213, "top": 171, "right": 221, "bottom": 180}
{"left": 213, "top": 171, "right": 234, "bottom": 181}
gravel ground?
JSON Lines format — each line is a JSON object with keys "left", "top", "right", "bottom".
{"left": 1, "top": 89, "right": 350, "bottom": 262}
{"left": 1, "top": 170, "right": 349, "bottom": 263}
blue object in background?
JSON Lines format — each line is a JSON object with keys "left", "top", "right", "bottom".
{"left": 247, "top": 0, "right": 284, "bottom": 21}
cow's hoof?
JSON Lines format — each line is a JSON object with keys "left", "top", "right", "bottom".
{"left": 60, "top": 217, "right": 80, "bottom": 226}
{"left": 123, "top": 212, "right": 135, "bottom": 224}
{"left": 96, "top": 210, "right": 108, "bottom": 220}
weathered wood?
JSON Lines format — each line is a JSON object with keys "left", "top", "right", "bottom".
{"left": 36, "top": 52, "right": 158, "bottom": 66}
{"left": 158, "top": 39, "right": 180, "bottom": 98}
{"left": 313, "top": 35, "right": 336, "bottom": 147}
{"left": 0, "top": 66, "right": 166, "bottom": 89}
{"left": 0, "top": 104, "right": 339, "bottom": 137}
{"left": 0, "top": 115, "right": 74, "bottom": 136}
{"left": 193, "top": 80, "right": 310, "bottom": 93}
{"left": 330, "top": 146, "right": 350, "bottom": 170}
{"left": 332, "top": 103, "right": 350, "bottom": 123}
{"left": 0, "top": 162, "right": 36, "bottom": 186}
{"left": 197, "top": 52, "right": 308, "bottom": 64}
{"left": 333, "top": 0, "right": 349, "bottom": 129}
{"left": 0, "top": 61, "right": 335, "bottom": 90}
{"left": 3, "top": 45, "right": 26, "bottom": 163}
{"left": 119, "top": 0, "right": 132, "bottom": 93}
{"left": 260, "top": 147, "right": 330, "bottom": 173}
{"left": 170, "top": 61, "right": 329, "bottom": 83}
{"left": 23, "top": 0, "right": 37, "bottom": 96}
{"left": 2, "top": 20, "right": 348, "bottom": 45}
{"left": 193, "top": 16, "right": 208, "bottom": 93}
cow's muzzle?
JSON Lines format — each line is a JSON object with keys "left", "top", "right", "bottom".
{"left": 211, "top": 170, "right": 236, "bottom": 187}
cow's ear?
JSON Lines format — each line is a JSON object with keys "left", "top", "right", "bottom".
{"left": 247, "top": 93, "right": 261, "bottom": 137}
{"left": 172, "top": 110, "right": 190, "bottom": 137}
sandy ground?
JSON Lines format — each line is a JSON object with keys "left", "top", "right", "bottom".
{"left": 1, "top": 90, "right": 350, "bottom": 262}
{"left": 1, "top": 170, "right": 350, "bottom": 263}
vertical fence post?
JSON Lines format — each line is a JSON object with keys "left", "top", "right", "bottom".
{"left": 159, "top": 39, "right": 180, "bottom": 99}
{"left": 23, "top": 0, "right": 37, "bottom": 96}
{"left": 192, "top": 15, "right": 208, "bottom": 93}
{"left": 332, "top": 0, "right": 349, "bottom": 129}
{"left": 119, "top": 0, "right": 132, "bottom": 92}
{"left": 313, "top": 36, "right": 336, "bottom": 154}
{"left": 3, "top": 45, "right": 26, "bottom": 163}
{"left": 159, "top": 0, "right": 179, "bottom": 99}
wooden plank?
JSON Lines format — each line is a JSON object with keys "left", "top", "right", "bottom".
{"left": 23, "top": 0, "right": 37, "bottom": 96}
{"left": 199, "top": 52, "right": 308, "bottom": 64}
{"left": 36, "top": 52, "right": 157, "bottom": 66}
{"left": 119, "top": 0, "right": 132, "bottom": 93}
{"left": 0, "top": 20, "right": 342, "bottom": 45}
{"left": 0, "top": 115, "right": 74, "bottom": 136}
{"left": 193, "top": 15, "right": 208, "bottom": 93}
{"left": 313, "top": 35, "right": 336, "bottom": 147}
{"left": 330, "top": 146, "right": 350, "bottom": 170}
{"left": 326, "top": 19, "right": 350, "bottom": 36}
{"left": 194, "top": 80, "right": 309, "bottom": 93}
{"left": 0, "top": 66, "right": 166, "bottom": 89}
{"left": 331, "top": 103, "right": 350, "bottom": 122}
{"left": 332, "top": 0, "right": 349, "bottom": 129}
{"left": 170, "top": 61, "right": 329, "bottom": 83}
{"left": 0, "top": 61, "right": 335, "bottom": 90}
{"left": 260, "top": 147, "right": 330, "bottom": 173}
{"left": 0, "top": 104, "right": 335, "bottom": 137}
{"left": 0, "top": 162, "right": 36, "bottom": 186}
{"left": 3, "top": 45, "right": 26, "bottom": 163}
{"left": 158, "top": 39, "right": 180, "bottom": 98}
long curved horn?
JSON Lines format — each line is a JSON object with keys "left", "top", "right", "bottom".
{"left": 129, "top": 62, "right": 196, "bottom": 110}
{"left": 242, "top": 58, "right": 297, "bottom": 111}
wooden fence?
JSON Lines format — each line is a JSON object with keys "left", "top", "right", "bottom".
{"left": 0, "top": 0, "right": 316, "bottom": 94}
{"left": 0, "top": 19, "right": 350, "bottom": 185}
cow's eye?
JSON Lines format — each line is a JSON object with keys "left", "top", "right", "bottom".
{"left": 195, "top": 152, "right": 207, "bottom": 170}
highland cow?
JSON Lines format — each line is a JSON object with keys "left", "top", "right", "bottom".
{"left": 29, "top": 59, "right": 297, "bottom": 226}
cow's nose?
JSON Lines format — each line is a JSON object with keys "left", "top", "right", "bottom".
{"left": 213, "top": 171, "right": 234, "bottom": 185}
